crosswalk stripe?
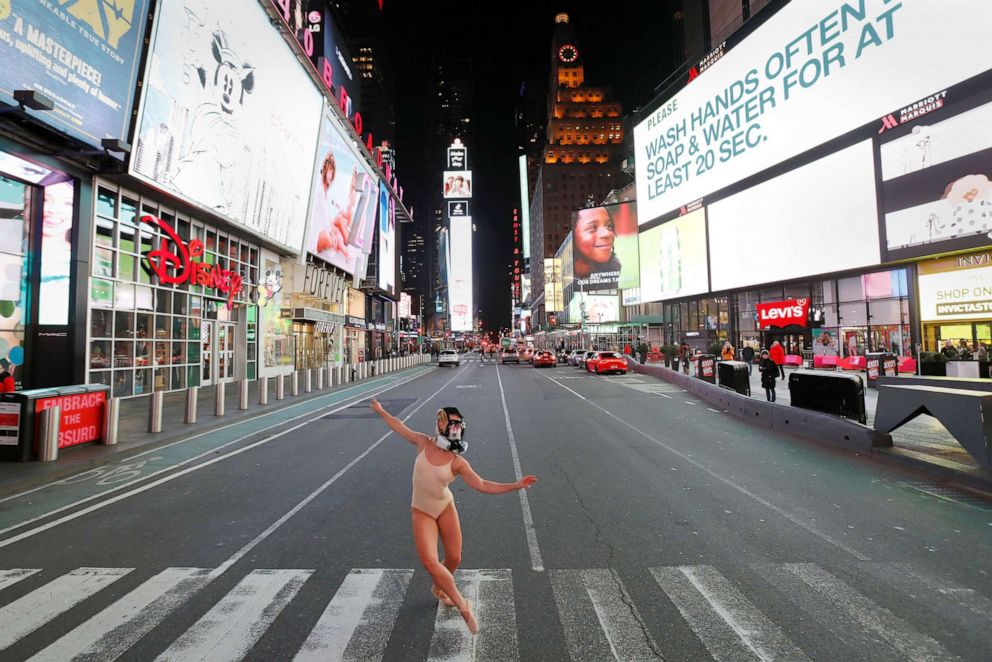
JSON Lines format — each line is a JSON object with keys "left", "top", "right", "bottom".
{"left": 28, "top": 567, "right": 211, "bottom": 662}
{"left": 0, "top": 567, "right": 133, "bottom": 651}
{"left": 155, "top": 569, "right": 311, "bottom": 662}
{"left": 551, "top": 569, "right": 660, "bottom": 661}
{"left": 0, "top": 568, "right": 40, "bottom": 592}
{"left": 764, "top": 563, "right": 952, "bottom": 662}
{"left": 427, "top": 569, "right": 518, "bottom": 662}
{"left": 881, "top": 562, "right": 992, "bottom": 629}
{"left": 650, "top": 565, "right": 809, "bottom": 661}
{"left": 293, "top": 569, "right": 412, "bottom": 662}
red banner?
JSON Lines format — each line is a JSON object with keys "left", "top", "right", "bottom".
{"left": 35, "top": 392, "right": 106, "bottom": 449}
{"left": 756, "top": 298, "right": 810, "bottom": 329}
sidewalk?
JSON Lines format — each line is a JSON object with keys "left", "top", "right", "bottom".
{"left": 0, "top": 359, "right": 435, "bottom": 496}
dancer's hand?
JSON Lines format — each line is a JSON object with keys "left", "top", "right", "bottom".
{"left": 370, "top": 399, "right": 384, "bottom": 415}
{"left": 516, "top": 475, "right": 538, "bottom": 489}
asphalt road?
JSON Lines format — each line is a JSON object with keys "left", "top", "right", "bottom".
{"left": 0, "top": 353, "right": 990, "bottom": 661}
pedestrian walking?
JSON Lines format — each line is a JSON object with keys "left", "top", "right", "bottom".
{"left": 680, "top": 342, "right": 691, "bottom": 374}
{"left": 770, "top": 340, "right": 786, "bottom": 380}
{"left": 369, "top": 399, "right": 537, "bottom": 635}
{"left": 741, "top": 343, "right": 755, "bottom": 375}
{"left": 759, "top": 349, "right": 778, "bottom": 402}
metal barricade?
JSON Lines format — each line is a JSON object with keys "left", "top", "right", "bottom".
{"left": 788, "top": 370, "right": 866, "bottom": 424}
{"left": 148, "top": 390, "right": 164, "bottom": 433}
{"left": 38, "top": 405, "right": 60, "bottom": 462}
{"left": 184, "top": 386, "right": 198, "bottom": 424}
{"left": 717, "top": 361, "right": 751, "bottom": 396}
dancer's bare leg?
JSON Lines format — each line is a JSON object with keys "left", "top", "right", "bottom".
{"left": 432, "top": 503, "right": 463, "bottom": 606}
{"left": 412, "top": 507, "right": 477, "bottom": 634}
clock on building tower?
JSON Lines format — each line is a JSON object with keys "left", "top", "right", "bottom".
{"left": 558, "top": 44, "right": 578, "bottom": 63}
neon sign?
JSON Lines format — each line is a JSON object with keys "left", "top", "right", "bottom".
{"left": 142, "top": 215, "right": 245, "bottom": 309}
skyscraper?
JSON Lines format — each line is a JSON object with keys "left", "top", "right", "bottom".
{"left": 529, "top": 12, "right": 624, "bottom": 325}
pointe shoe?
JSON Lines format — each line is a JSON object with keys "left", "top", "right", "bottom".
{"left": 431, "top": 585, "right": 456, "bottom": 607}
{"left": 460, "top": 599, "right": 479, "bottom": 635}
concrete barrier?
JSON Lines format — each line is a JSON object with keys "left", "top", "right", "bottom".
{"left": 627, "top": 358, "right": 889, "bottom": 452}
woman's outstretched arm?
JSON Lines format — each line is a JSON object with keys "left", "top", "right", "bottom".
{"left": 370, "top": 399, "right": 430, "bottom": 446}
{"left": 453, "top": 456, "right": 537, "bottom": 494}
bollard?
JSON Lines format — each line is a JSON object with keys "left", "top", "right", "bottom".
{"left": 316, "top": 367, "right": 324, "bottom": 390}
{"left": 103, "top": 397, "right": 120, "bottom": 445}
{"left": 291, "top": 371, "right": 300, "bottom": 396}
{"left": 39, "top": 405, "right": 60, "bottom": 462}
{"left": 275, "top": 374, "right": 285, "bottom": 400}
{"left": 334, "top": 365, "right": 342, "bottom": 386}
{"left": 148, "top": 390, "right": 164, "bottom": 433}
{"left": 304, "top": 369, "right": 313, "bottom": 393}
{"left": 259, "top": 376, "right": 269, "bottom": 405}
{"left": 184, "top": 386, "right": 198, "bottom": 424}
{"left": 215, "top": 382, "right": 225, "bottom": 416}
{"left": 238, "top": 378, "right": 249, "bottom": 410}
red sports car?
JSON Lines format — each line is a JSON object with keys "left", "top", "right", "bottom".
{"left": 586, "top": 351, "right": 628, "bottom": 375}
{"left": 532, "top": 350, "right": 556, "bottom": 368}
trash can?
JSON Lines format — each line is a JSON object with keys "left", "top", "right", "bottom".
{"left": 788, "top": 370, "right": 866, "bottom": 424}
{"left": 695, "top": 354, "right": 717, "bottom": 384}
{"left": 718, "top": 361, "right": 751, "bottom": 396}
{"left": 865, "top": 352, "right": 897, "bottom": 388}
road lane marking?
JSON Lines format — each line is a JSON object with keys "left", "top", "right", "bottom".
{"left": 294, "top": 569, "right": 412, "bottom": 662}
{"left": 0, "top": 568, "right": 39, "bottom": 592}
{"left": 427, "top": 569, "right": 518, "bottom": 662}
{"left": 0, "top": 567, "right": 133, "bottom": 651}
{"left": 684, "top": 401, "right": 697, "bottom": 406}
{"left": 762, "top": 563, "right": 951, "bottom": 661}
{"left": 550, "top": 569, "right": 661, "bottom": 661}
{"left": 29, "top": 567, "right": 212, "bottom": 662}
{"left": 155, "top": 569, "right": 311, "bottom": 662}
{"left": 496, "top": 366, "right": 544, "bottom": 572}
{"left": 539, "top": 373, "right": 871, "bottom": 562}
{"left": 658, "top": 394, "right": 673, "bottom": 399}
{"left": 651, "top": 565, "right": 809, "bottom": 662}
{"left": 0, "top": 367, "right": 447, "bottom": 551}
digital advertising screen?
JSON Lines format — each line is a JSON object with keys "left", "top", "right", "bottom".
{"left": 377, "top": 181, "right": 395, "bottom": 292}
{"left": 304, "top": 105, "right": 380, "bottom": 275}
{"left": 638, "top": 208, "right": 709, "bottom": 303}
{"left": 443, "top": 171, "right": 473, "bottom": 199}
{"left": 708, "top": 140, "right": 880, "bottom": 292}
{"left": 634, "top": 0, "right": 992, "bottom": 225}
{"left": 0, "top": 0, "right": 150, "bottom": 152}
{"left": 572, "top": 202, "right": 640, "bottom": 292}
{"left": 131, "top": 0, "right": 323, "bottom": 251}
{"left": 448, "top": 217, "right": 473, "bottom": 332}
{"left": 878, "top": 75, "right": 992, "bottom": 260}
{"left": 569, "top": 293, "right": 619, "bottom": 324}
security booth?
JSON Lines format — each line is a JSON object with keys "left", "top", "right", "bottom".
{"left": 0, "top": 384, "right": 110, "bottom": 461}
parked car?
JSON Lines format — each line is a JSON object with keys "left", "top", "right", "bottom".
{"left": 519, "top": 347, "right": 534, "bottom": 363}
{"left": 532, "top": 350, "right": 556, "bottom": 368}
{"left": 586, "top": 351, "right": 628, "bottom": 375}
{"left": 577, "top": 350, "right": 597, "bottom": 369}
{"left": 501, "top": 348, "right": 520, "bottom": 364}
{"left": 438, "top": 349, "right": 460, "bottom": 367}
{"left": 567, "top": 349, "right": 588, "bottom": 366}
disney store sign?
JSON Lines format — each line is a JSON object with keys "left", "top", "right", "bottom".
{"left": 142, "top": 215, "right": 245, "bottom": 309}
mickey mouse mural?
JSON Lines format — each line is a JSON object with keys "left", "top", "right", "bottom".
{"left": 171, "top": 30, "right": 254, "bottom": 215}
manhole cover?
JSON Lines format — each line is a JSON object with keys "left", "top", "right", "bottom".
{"left": 323, "top": 398, "right": 416, "bottom": 419}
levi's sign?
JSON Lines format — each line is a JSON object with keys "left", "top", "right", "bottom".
{"left": 756, "top": 298, "right": 809, "bottom": 329}
{"left": 142, "top": 215, "right": 244, "bottom": 309}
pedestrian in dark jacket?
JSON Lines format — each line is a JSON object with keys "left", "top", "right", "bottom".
{"left": 741, "top": 344, "right": 755, "bottom": 375}
{"left": 759, "top": 349, "right": 778, "bottom": 402}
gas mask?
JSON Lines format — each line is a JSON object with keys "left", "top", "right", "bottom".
{"left": 435, "top": 407, "right": 468, "bottom": 454}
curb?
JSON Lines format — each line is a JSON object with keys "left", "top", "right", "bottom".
{"left": 0, "top": 363, "right": 436, "bottom": 498}
{"left": 627, "top": 358, "right": 992, "bottom": 491}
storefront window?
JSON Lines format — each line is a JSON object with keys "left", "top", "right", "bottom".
{"left": 87, "top": 185, "right": 257, "bottom": 396}
{"left": 0, "top": 175, "right": 30, "bottom": 389}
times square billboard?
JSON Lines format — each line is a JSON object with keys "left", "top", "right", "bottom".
{"left": 448, "top": 217, "right": 473, "bottom": 332}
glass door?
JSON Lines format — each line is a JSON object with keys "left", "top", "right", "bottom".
{"left": 201, "top": 321, "right": 213, "bottom": 385}
{"left": 201, "top": 320, "right": 237, "bottom": 385}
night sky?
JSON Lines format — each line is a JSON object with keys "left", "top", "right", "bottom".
{"left": 386, "top": 1, "right": 677, "bottom": 331}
